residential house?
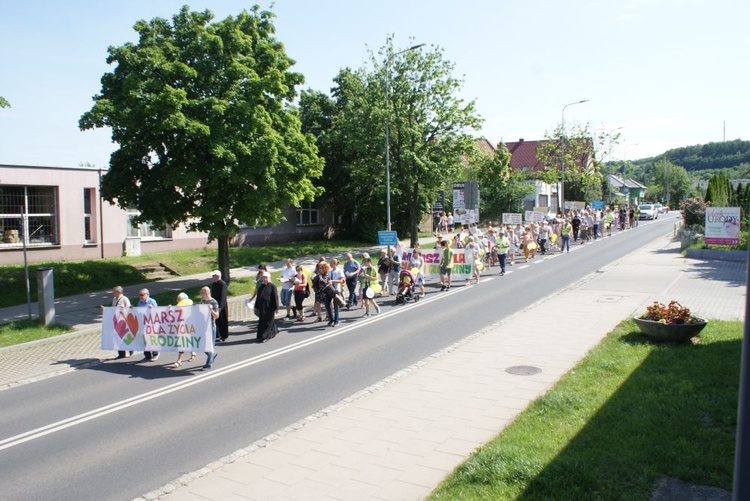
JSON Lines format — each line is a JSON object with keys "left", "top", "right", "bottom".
{"left": 605, "top": 174, "right": 647, "bottom": 207}
{"left": 0, "top": 164, "right": 215, "bottom": 265}
{"left": 504, "top": 137, "right": 595, "bottom": 213}
{"left": 0, "top": 163, "right": 335, "bottom": 265}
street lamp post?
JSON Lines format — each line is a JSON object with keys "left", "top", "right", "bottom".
{"left": 385, "top": 43, "right": 425, "bottom": 233}
{"left": 560, "top": 99, "right": 589, "bottom": 216}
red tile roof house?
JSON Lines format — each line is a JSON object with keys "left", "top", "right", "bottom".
{"left": 506, "top": 138, "right": 547, "bottom": 173}
{"left": 503, "top": 138, "right": 559, "bottom": 213}
{"left": 504, "top": 138, "right": 595, "bottom": 213}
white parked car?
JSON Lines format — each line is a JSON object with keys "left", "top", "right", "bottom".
{"left": 639, "top": 204, "right": 658, "bottom": 220}
{"left": 654, "top": 203, "right": 664, "bottom": 213}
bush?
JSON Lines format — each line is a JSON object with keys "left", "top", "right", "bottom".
{"left": 680, "top": 197, "right": 706, "bottom": 228}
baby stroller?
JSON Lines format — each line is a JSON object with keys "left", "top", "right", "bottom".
{"left": 395, "top": 268, "right": 420, "bottom": 304}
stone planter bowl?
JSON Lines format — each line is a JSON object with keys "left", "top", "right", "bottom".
{"left": 633, "top": 316, "right": 707, "bottom": 343}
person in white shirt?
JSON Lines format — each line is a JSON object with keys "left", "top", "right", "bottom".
{"left": 464, "top": 236, "right": 480, "bottom": 285}
{"left": 279, "top": 259, "right": 297, "bottom": 320}
{"left": 539, "top": 221, "right": 550, "bottom": 255}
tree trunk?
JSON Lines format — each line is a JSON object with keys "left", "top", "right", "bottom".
{"left": 218, "top": 235, "right": 231, "bottom": 284}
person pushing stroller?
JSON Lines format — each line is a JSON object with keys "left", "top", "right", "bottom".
{"left": 395, "top": 267, "right": 419, "bottom": 304}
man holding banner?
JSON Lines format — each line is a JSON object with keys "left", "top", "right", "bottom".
{"left": 108, "top": 285, "right": 133, "bottom": 360}
{"left": 101, "top": 294, "right": 215, "bottom": 364}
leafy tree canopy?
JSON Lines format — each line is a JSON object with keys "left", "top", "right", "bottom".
{"left": 300, "top": 37, "right": 481, "bottom": 245}
{"left": 80, "top": 5, "right": 324, "bottom": 280}
{"left": 664, "top": 139, "right": 750, "bottom": 171}
{"left": 0, "top": 96, "right": 9, "bottom": 108}
{"left": 535, "top": 123, "right": 618, "bottom": 205}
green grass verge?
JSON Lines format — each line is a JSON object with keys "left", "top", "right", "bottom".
{"left": 0, "top": 320, "right": 73, "bottom": 348}
{"left": 0, "top": 239, "right": 369, "bottom": 308}
{"left": 429, "top": 319, "right": 740, "bottom": 501}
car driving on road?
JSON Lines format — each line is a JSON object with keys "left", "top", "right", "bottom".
{"left": 639, "top": 203, "right": 658, "bottom": 220}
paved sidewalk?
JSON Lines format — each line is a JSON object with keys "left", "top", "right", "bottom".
{"left": 131, "top": 235, "right": 744, "bottom": 501}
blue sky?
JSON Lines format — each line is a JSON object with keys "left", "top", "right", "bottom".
{"left": 0, "top": 0, "right": 746, "bottom": 169}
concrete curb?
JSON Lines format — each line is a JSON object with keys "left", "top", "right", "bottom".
{"left": 0, "top": 326, "right": 102, "bottom": 355}
{"left": 686, "top": 248, "right": 747, "bottom": 262}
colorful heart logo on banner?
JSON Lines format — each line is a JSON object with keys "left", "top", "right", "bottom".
{"left": 113, "top": 311, "right": 138, "bottom": 345}
{"left": 113, "top": 315, "right": 129, "bottom": 340}
{"left": 126, "top": 312, "right": 139, "bottom": 336}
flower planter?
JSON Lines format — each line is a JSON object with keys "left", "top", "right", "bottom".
{"left": 633, "top": 316, "right": 707, "bottom": 342}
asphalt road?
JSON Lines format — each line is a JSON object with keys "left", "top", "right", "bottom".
{"left": 0, "top": 213, "right": 679, "bottom": 501}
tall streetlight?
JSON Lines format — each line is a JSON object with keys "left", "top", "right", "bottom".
{"left": 385, "top": 43, "right": 425, "bottom": 233}
{"left": 560, "top": 99, "right": 589, "bottom": 215}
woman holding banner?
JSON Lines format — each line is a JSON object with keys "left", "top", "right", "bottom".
{"left": 170, "top": 292, "right": 195, "bottom": 367}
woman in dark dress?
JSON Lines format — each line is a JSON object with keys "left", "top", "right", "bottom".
{"left": 256, "top": 271, "right": 279, "bottom": 343}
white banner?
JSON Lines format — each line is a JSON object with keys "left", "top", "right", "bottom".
{"left": 705, "top": 207, "right": 741, "bottom": 246}
{"left": 502, "top": 213, "right": 522, "bottom": 225}
{"left": 524, "top": 210, "right": 545, "bottom": 223}
{"left": 101, "top": 305, "right": 214, "bottom": 353}
{"left": 399, "top": 249, "right": 475, "bottom": 281}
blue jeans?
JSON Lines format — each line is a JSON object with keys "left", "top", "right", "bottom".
{"left": 280, "top": 287, "right": 293, "bottom": 307}
{"left": 389, "top": 269, "right": 400, "bottom": 292}
{"left": 593, "top": 224, "right": 599, "bottom": 239}
{"left": 325, "top": 297, "right": 339, "bottom": 323}
{"left": 346, "top": 277, "right": 358, "bottom": 305}
{"left": 498, "top": 253, "right": 507, "bottom": 274}
{"left": 204, "top": 325, "right": 217, "bottom": 367}
{"left": 561, "top": 235, "right": 570, "bottom": 252}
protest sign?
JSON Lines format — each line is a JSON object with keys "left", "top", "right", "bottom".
{"left": 102, "top": 304, "right": 214, "bottom": 353}
{"left": 399, "top": 249, "right": 472, "bottom": 281}
{"left": 502, "top": 213, "right": 522, "bottom": 225}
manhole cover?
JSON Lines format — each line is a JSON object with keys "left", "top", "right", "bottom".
{"left": 597, "top": 295, "right": 623, "bottom": 303}
{"left": 505, "top": 365, "right": 542, "bottom": 376}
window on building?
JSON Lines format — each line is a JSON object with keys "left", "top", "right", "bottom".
{"left": 126, "top": 208, "right": 172, "bottom": 239}
{"left": 83, "top": 188, "right": 96, "bottom": 243}
{"left": 296, "top": 202, "right": 319, "bottom": 226}
{"left": 0, "top": 186, "right": 59, "bottom": 247}
{"left": 538, "top": 194, "right": 549, "bottom": 208}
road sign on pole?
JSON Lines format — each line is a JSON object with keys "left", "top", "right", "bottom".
{"left": 377, "top": 231, "right": 399, "bottom": 246}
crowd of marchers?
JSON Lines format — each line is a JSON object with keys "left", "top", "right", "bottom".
{"left": 106, "top": 204, "right": 648, "bottom": 371}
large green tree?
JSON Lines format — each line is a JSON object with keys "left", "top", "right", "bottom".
{"left": 644, "top": 159, "right": 694, "bottom": 208}
{"left": 300, "top": 38, "right": 481, "bottom": 245}
{"left": 0, "top": 96, "right": 9, "bottom": 108}
{"left": 299, "top": 70, "right": 382, "bottom": 239}
{"left": 80, "top": 6, "right": 323, "bottom": 281}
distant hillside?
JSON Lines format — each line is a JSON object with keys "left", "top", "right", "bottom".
{"left": 642, "top": 139, "right": 750, "bottom": 171}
